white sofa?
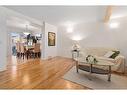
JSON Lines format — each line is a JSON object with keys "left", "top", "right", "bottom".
{"left": 78, "top": 47, "right": 125, "bottom": 73}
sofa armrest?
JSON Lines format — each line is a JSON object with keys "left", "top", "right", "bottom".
{"left": 114, "top": 55, "right": 125, "bottom": 73}
{"left": 115, "top": 55, "right": 125, "bottom": 63}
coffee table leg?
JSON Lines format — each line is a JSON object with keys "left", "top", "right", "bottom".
{"left": 72, "top": 52, "right": 74, "bottom": 60}
{"left": 87, "top": 64, "right": 92, "bottom": 81}
{"left": 108, "top": 66, "right": 111, "bottom": 81}
{"left": 90, "top": 64, "right": 92, "bottom": 73}
{"left": 76, "top": 61, "right": 79, "bottom": 73}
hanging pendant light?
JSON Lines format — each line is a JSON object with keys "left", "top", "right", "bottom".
{"left": 24, "top": 25, "right": 30, "bottom": 35}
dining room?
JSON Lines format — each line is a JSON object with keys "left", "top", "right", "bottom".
{"left": 6, "top": 16, "right": 43, "bottom": 65}
{"left": 11, "top": 32, "right": 42, "bottom": 59}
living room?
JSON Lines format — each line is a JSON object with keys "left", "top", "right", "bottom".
{"left": 0, "top": 4, "right": 127, "bottom": 91}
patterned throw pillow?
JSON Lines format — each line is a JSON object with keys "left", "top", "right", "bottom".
{"left": 109, "top": 51, "right": 120, "bottom": 59}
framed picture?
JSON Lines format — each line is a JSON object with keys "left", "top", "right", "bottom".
{"left": 48, "top": 32, "right": 56, "bottom": 46}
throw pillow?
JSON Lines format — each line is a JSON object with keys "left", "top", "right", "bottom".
{"left": 104, "top": 51, "right": 115, "bottom": 58}
{"left": 109, "top": 51, "right": 120, "bottom": 59}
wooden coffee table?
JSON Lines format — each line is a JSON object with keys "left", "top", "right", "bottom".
{"left": 75, "top": 58, "right": 115, "bottom": 81}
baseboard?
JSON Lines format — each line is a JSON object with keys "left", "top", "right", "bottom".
{"left": 56, "top": 56, "right": 73, "bottom": 60}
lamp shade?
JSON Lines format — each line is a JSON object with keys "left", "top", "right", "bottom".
{"left": 72, "top": 42, "right": 80, "bottom": 51}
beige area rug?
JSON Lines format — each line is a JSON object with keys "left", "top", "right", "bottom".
{"left": 63, "top": 66, "right": 127, "bottom": 89}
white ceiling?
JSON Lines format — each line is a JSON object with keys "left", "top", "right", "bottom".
{"left": 111, "top": 6, "right": 127, "bottom": 19}
{"left": 7, "top": 16, "right": 42, "bottom": 32}
{"left": 5, "top": 6, "right": 107, "bottom": 26}
{"left": 5, "top": 6, "right": 127, "bottom": 27}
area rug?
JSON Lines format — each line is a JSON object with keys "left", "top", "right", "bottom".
{"left": 63, "top": 66, "right": 127, "bottom": 89}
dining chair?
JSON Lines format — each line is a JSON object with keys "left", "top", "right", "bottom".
{"left": 16, "top": 42, "right": 21, "bottom": 58}
{"left": 32, "top": 43, "right": 41, "bottom": 58}
{"left": 25, "top": 45, "right": 34, "bottom": 59}
{"left": 20, "top": 43, "right": 26, "bottom": 59}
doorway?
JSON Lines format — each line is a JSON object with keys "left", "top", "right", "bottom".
{"left": 8, "top": 31, "right": 42, "bottom": 66}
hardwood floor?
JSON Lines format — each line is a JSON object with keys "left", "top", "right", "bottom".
{"left": 0, "top": 56, "right": 89, "bottom": 89}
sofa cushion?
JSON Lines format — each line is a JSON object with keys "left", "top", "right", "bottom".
{"left": 83, "top": 47, "right": 118, "bottom": 57}
{"left": 96, "top": 56, "right": 115, "bottom": 63}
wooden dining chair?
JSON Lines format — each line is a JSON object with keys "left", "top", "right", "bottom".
{"left": 16, "top": 42, "right": 21, "bottom": 58}
{"left": 32, "top": 43, "right": 41, "bottom": 58}
{"left": 20, "top": 43, "right": 26, "bottom": 59}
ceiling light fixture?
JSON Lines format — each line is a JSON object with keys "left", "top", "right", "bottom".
{"left": 24, "top": 25, "right": 30, "bottom": 35}
{"left": 24, "top": 32, "right": 30, "bottom": 35}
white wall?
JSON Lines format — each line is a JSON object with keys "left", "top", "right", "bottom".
{"left": 58, "top": 18, "right": 127, "bottom": 64}
{"left": 42, "top": 22, "right": 57, "bottom": 59}
{"left": 0, "top": 8, "right": 7, "bottom": 71}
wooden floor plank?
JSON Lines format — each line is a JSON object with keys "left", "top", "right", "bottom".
{"left": 0, "top": 56, "right": 88, "bottom": 89}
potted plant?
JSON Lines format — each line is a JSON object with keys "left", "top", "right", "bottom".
{"left": 86, "top": 55, "right": 98, "bottom": 64}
